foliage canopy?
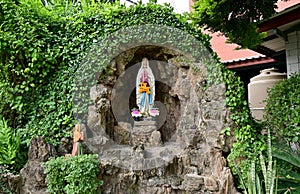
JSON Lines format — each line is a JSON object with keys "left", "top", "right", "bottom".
{"left": 191, "top": 0, "right": 278, "bottom": 48}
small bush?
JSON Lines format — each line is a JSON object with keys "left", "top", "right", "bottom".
{"left": 264, "top": 73, "right": 300, "bottom": 144}
{"left": 44, "top": 154, "right": 102, "bottom": 194}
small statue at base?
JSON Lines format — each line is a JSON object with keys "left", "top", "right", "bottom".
{"left": 71, "top": 124, "right": 84, "bottom": 156}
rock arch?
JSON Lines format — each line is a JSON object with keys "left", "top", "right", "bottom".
{"left": 73, "top": 25, "right": 238, "bottom": 193}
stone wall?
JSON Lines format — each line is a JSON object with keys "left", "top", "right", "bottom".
{"left": 84, "top": 46, "right": 239, "bottom": 194}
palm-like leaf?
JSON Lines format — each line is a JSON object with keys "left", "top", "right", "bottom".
{"left": 272, "top": 145, "right": 300, "bottom": 168}
{"left": 272, "top": 142, "right": 300, "bottom": 193}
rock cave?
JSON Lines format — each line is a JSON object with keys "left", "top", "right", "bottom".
{"left": 81, "top": 45, "right": 239, "bottom": 194}
{"left": 2, "top": 45, "right": 239, "bottom": 194}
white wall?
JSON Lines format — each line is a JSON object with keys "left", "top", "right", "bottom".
{"left": 286, "top": 30, "right": 300, "bottom": 77}
{"left": 119, "top": 0, "right": 190, "bottom": 14}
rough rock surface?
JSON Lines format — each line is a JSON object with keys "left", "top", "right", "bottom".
{"left": 1, "top": 137, "right": 57, "bottom": 194}
{"left": 57, "top": 137, "right": 73, "bottom": 156}
{"left": 131, "top": 121, "right": 162, "bottom": 146}
{"left": 1, "top": 172, "right": 21, "bottom": 194}
{"left": 20, "top": 137, "right": 57, "bottom": 194}
{"left": 83, "top": 47, "right": 239, "bottom": 194}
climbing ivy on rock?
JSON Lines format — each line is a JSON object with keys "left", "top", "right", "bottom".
{"left": 0, "top": 0, "right": 210, "bottom": 146}
{"left": 205, "top": 54, "right": 265, "bottom": 182}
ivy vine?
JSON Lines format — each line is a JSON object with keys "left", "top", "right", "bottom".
{"left": 205, "top": 53, "right": 265, "bottom": 182}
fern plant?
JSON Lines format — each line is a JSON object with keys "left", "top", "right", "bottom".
{"left": 0, "top": 117, "right": 21, "bottom": 169}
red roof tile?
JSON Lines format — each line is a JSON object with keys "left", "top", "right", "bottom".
{"left": 209, "top": 32, "right": 263, "bottom": 62}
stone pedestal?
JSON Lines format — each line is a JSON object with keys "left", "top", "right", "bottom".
{"left": 131, "top": 120, "right": 162, "bottom": 146}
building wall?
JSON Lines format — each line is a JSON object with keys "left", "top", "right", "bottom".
{"left": 286, "top": 30, "right": 300, "bottom": 77}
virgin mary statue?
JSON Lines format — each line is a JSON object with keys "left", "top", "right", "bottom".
{"left": 136, "top": 58, "right": 155, "bottom": 116}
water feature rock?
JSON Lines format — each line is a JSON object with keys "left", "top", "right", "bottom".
{"left": 131, "top": 121, "right": 159, "bottom": 146}
{"left": 150, "top": 130, "right": 163, "bottom": 146}
{"left": 204, "top": 176, "right": 219, "bottom": 191}
{"left": 57, "top": 137, "right": 73, "bottom": 156}
{"left": 114, "top": 122, "right": 132, "bottom": 144}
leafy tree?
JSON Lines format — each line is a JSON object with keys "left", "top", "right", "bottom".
{"left": 190, "top": 0, "right": 280, "bottom": 48}
{"left": 39, "top": 0, "right": 115, "bottom": 7}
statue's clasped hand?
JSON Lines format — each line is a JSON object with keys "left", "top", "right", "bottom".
{"left": 138, "top": 82, "right": 151, "bottom": 94}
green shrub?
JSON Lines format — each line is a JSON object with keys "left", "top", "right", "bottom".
{"left": 0, "top": 116, "right": 21, "bottom": 170}
{"left": 44, "top": 154, "right": 102, "bottom": 194}
{"left": 265, "top": 73, "right": 300, "bottom": 144}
